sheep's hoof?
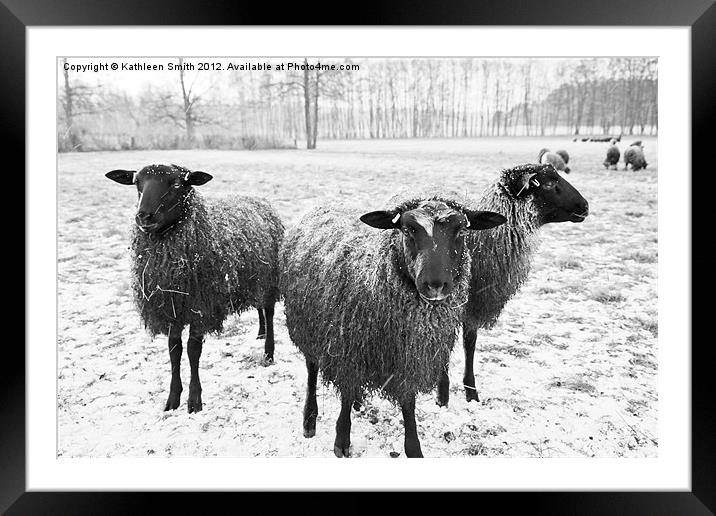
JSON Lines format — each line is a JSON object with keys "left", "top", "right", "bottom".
{"left": 436, "top": 389, "right": 450, "bottom": 407}
{"left": 260, "top": 354, "right": 274, "bottom": 367}
{"left": 333, "top": 444, "right": 351, "bottom": 458}
{"left": 188, "top": 395, "right": 203, "bottom": 413}
{"left": 352, "top": 400, "right": 362, "bottom": 411}
{"left": 164, "top": 392, "right": 181, "bottom": 411}
{"left": 406, "top": 449, "right": 424, "bottom": 458}
{"left": 465, "top": 389, "right": 480, "bottom": 403}
{"left": 303, "top": 426, "right": 316, "bottom": 438}
{"left": 405, "top": 441, "right": 424, "bottom": 458}
{"left": 256, "top": 333, "right": 266, "bottom": 340}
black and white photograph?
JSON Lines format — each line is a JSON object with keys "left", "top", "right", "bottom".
{"left": 57, "top": 56, "right": 659, "bottom": 459}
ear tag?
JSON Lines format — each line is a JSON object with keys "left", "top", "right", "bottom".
{"left": 184, "top": 172, "right": 191, "bottom": 181}
{"left": 391, "top": 213, "right": 401, "bottom": 224}
{"left": 531, "top": 178, "right": 541, "bottom": 187}
{"left": 132, "top": 172, "right": 138, "bottom": 184}
{"left": 464, "top": 213, "right": 471, "bottom": 227}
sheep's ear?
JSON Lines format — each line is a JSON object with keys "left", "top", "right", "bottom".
{"left": 105, "top": 170, "right": 136, "bottom": 185}
{"left": 184, "top": 170, "right": 213, "bottom": 186}
{"left": 464, "top": 210, "right": 506, "bottom": 230}
{"left": 360, "top": 210, "right": 401, "bottom": 229}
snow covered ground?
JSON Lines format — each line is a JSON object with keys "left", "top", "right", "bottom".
{"left": 57, "top": 136, "right": 658, "bottom": 458}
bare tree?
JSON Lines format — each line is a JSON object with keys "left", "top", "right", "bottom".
{"left": 59, "top": 58, "right": 104, "bottom": 150}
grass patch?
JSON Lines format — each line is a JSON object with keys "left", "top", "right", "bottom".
{"left": 549, "top": 377, "right": 597, "bottom": 395}
{"left": 528, "top": 334, "right": 554, "bottom": 347}
{"left": 629, "top": 353, "right": 657, "bottom": 370}
{"left": 625, "top": 251, "right": 657, "bottom": 264}
{"left": 505, "top": 346, "right": 531, "bottom": 358}
{"left": 589, "top": 287, "right": 625, "bottom": 304}
{"left": 537, "top": 286, "right": 557, "bottom": 295}
{"left": 556, "top": 258, "right": 583, "bottom": 270}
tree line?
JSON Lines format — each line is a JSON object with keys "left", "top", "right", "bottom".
{"left": 58, "top": 57, "right": 657, "bottom": 152}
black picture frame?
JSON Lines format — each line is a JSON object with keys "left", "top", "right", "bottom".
{"left": 7, "top": 0, "right": 712, "bottom": 513}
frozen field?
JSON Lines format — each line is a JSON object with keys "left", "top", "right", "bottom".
{"left": 57, "top": 136, "right": 658, "bottom": 458}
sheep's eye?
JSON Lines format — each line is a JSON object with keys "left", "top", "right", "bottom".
{"left": 542, "top": 181, "right": 556, "bottom": 190}
{"left": 173, "top": 182, "right": 182, "bottom": 189}
{"left": 402, "top": 226, "right": 415, "bottom": 237}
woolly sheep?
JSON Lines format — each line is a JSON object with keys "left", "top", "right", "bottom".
{"left": 106, "top": 164, "right": 284, "bottom": 413}
{"left": 419, "top": 164, "right": 589, "bottom": 406}
{"left": 538, "top": 148, "right": 570, "bottom": 174}
{"left": 604, "top": 139, "right": 621, "bottom": 169}
{"left": 281, "top": 199, "right": 506, "bottom": 457}
{"left": 555, "top": 149, "right": 570, "bottom": 165}
{"left": 623, "top": 143, "right": 648, "bottom": 171}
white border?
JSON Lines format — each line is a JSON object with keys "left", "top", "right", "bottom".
{"left": 28, "top": 27, "right": 690, "bottom": 491}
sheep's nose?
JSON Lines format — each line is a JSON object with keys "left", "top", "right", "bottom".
{"left": 422, "top": 280, "right": 449, "bottom": 300}
{"left": 579, "top": 201, "right": 589, "bottom": 215}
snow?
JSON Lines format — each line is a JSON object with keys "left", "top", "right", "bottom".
{"left": 57, "top": 136, "right": 658, "bottom": 458}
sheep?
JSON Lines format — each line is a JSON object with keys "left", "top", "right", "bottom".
{"left": 603, "top": 139, "right": 621, "bottom": 169}
{"left": 280, "top": 199, "right": 506, "bottom": 457}
{"left": 623, "top": 142, "right": 648, "bottom": 171}
{"left": 537, "top": 148, "right": 570, "bottom": 173}
{"left": 105, "top": 164, "right": 284, "bottom": 413}
{"left": 555, "top": 149, "right": 570, "bottom": 165}
{"left": 573, "top": 135, "right": 621, "bottom": 143}
{"left": 427, "top": 164, "right": 589, "bottom": 407}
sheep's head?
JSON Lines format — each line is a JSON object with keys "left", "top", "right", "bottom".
{"left": 504, "top": 164, "right": 589, "bottom": 224}
{"left": 555, "top": 150, "right": 569, "bottom": 164}
{"left": 360, "top": 200, "right": 506, "bottom": 304}
{"left": 105, "top": 164, "right": 213, "bottom": 235}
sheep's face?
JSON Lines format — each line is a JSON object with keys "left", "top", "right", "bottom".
{"left": 511, "top": 164, "right": 589, "bottom": 224}
{"left": 105, "top": 164, "right": 212, "bottom": 235}
{"left": 360, "top": 201, "right": 506, "bottom": 304}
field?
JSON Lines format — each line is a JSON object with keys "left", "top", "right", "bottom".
{"left": 57, "top": 136, "right": 658, "bottom": 458}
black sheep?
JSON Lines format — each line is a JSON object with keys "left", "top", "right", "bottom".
{"left": 281, "top": 199, "right": 505, "bottom": 457}
{"left": 395, "top": 165, "right": 589, "bottom": 407}
{"left": 106, "top": 164, "right": 284, "bottom": 413}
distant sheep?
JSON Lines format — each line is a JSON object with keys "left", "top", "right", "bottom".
{"left": 106, "top": 164, "right": 284, "bottom": 413}
{"left": 573, "top": 135, "right": 621, "bottom": 143}
{"left": 624, "top": 143, "right": 648, "bottom": 171}
{"left": 603, "top": 139, "right": 620, "bottom": 169}
{"left": 427, "top": 164, "right": 589, "bottom": 406}
{"left": 281, "top": 200, "right": 505, "bottom": 457}
{"left": 555, "top": 149, "right": 570, "bottom": 165}
{"left": 538, "top": 148, "right": 570, "bottom": 173}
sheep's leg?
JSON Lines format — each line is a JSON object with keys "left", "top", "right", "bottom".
{"left": 186, "top": 325, "right": 203, "bottom": 413}
{"left": 463, "top": 327, "right": 480, "bottom": 402}
{"left": 436, "top": 368, "right": 450, "bottom": 407}
{"left": 401, "top": 395, "right": 423, "bottom": 458}
{"left": 262, "top": 301, "right": 275, "bottom": 364}
{"left": 303, "top": 358, "right": 319, "bottom": 438}
{"left": 333, "top": 393, "right": 353, "bottom": 458}
{"left": 257, "top": 308, "right": 266, "bottom": 339}
{"left": 164, "top": 326, "right": 183, "bottom": 411}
